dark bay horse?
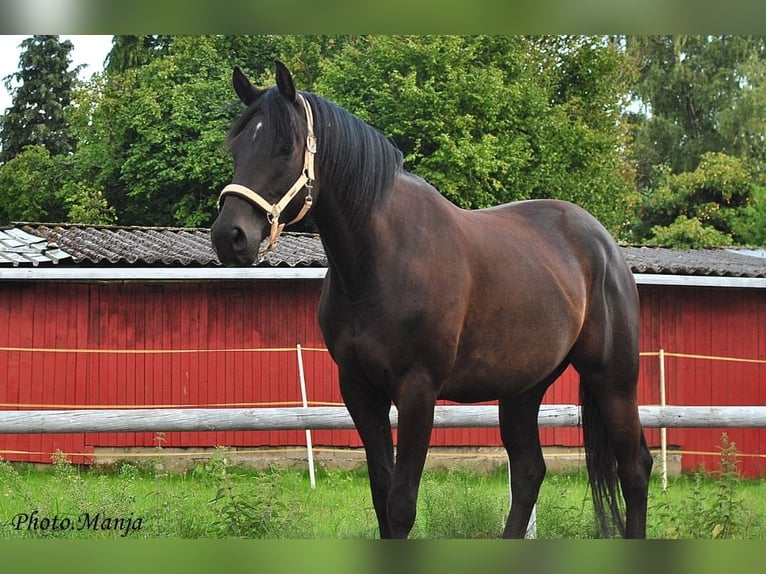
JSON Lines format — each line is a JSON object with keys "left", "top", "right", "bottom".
{"left": 211, "top": 61, "right": 652, "bottom": 538}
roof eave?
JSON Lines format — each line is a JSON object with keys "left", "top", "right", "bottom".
{"left": 633, "top": 273, "right": 766, "bottom": 288}
{"left": 0, "top": 266, "right": 329, "bottom": 281}
{"left": 1, "top": 267, "right": 765, "bottom": 287}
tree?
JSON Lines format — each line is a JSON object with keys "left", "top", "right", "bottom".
{"left": 314, "top": 35, "right": 638, "bottom": 234}
{"left": 80, "top": 35, "right": 237, "bottom": 226}
{"left": 624, "top": 36, "right": 766, "bottom": 246}
{"left": 18, "top": 35, "right": 724, "bottom": 235}
{"left": 77, "top": 35, "right": 346, "bottom": 227}
{"left": 626, "top": 35, "right": 766, "bottom": 190}
{"left": 0, "top": 145, "right": 65, "bottom": 223}
{"left": 58, "top": 180, "right": 116, "bottom": 224}
{"left": 0, "top": 36, "right": 115, "bottom": 225}
{"left": 0, "top": 35, "right": 80, "bottom": 163}
{"left": 0, "top": 144, "right": 116, "bottom": 225}
{"left": 640, "top": 152, "right": 761, "bottom": 247}
{"left": 104, "top": 35, "right": 171, "bottom": 74}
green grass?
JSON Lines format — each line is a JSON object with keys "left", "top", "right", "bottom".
{"left": 1, "top": 440, "right": 765, "bottom": 539}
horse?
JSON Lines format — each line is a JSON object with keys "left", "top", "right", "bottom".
{"left": 211, "top": 61, "right": 653, "bottom": 539}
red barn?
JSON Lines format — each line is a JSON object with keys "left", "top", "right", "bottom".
{"left": 1, "top": 223, "right": 765, "bottom": 475}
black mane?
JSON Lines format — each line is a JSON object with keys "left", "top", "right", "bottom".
{"left": 305, "top": 92, "right": 404, "bottom": 223}
{"left": 229, "top": 86, "right": 403, "bottom": 225}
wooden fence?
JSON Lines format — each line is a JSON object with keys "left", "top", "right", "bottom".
{"left": 2, "top": 404, "right": 766, "bottom": 433}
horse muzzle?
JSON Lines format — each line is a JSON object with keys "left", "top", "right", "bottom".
{"left": 210, "top": 198, "right": 268, "bottom": 266}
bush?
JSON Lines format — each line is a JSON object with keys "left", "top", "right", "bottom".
{"left": 640, "top": 152, "right": 760, "bottom": 247}
{"left": 647, "top": 214, "right": 734, "bottom": 248}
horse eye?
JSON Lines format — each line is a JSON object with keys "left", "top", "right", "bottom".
{"left": 281, "top": 144, "right": 294, "bottom": 156}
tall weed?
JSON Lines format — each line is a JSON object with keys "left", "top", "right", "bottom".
{"left": 199, "top": 448, "right": 303, "bottom": 538}
{"left": 653, "top": 433, "right": 758, "bottom": 538}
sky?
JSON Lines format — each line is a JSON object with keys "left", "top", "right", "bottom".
{"left": 0, "top": 34, "right": 113, "bottom": 113}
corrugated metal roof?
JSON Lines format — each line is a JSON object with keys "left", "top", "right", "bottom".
{"left": 11, "top": 223, "right": 327, "bottom": 268}
{"left": 2, "top": 223, "right": 765, "bottom": 278}
{"left": 726, "top": 248, "right": 766, "bottom": 260}
{"left": 0, "top": 228, "right": 71, "bottom": 267}
{"left": 621, "top": 246, "right": 766, "bottom": 278}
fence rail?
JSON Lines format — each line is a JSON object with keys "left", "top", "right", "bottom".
{"left": 2, "top": 405, "right": 766, "bottom": 434}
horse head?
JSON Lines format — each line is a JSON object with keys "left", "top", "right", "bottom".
{"left": 211, "top": 61, "right": 316, "bottom": 265}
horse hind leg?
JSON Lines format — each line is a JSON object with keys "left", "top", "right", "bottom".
{"left": 576, "top": 361, "right": 652, "bottom": 538}
{"left": 499, "top": 374, "right": 560, "bottom": 538}
{"left": 570, "top": 267, "right": 652, "bottom": 537}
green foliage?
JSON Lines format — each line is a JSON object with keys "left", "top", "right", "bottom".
{"left": 639, "top": 152, "right": 759, "bottom": 247}
{"left": 647, "top": 216, "right": 734, "bottom": 249}
{"left": 3, "top": 34, "right": 766, "bottom": 241}
{"left": 80, "top": 35, "right": 237, "bottom": 226}
{"left": 59, "top": 181, "right": 116, "bottom": 225}
{"left": 200, "top": 449, "right": 301, "bottom": 538}
{"left": 653, "top": 434, "right": 756, "bottom": 539}
{"left": 0, "top": 36, "right": 114, "bottom": 224}
{"left": 626, "top": 36, "right": 766, "bottom": 248}
{"left": 627, "top": 36, "right": 766, "bottom": 190}
{"left": 0, "top": 144, "right": 115, "bottom": 225}
{"left": 315, "top": 36, "right": 637, "bottom": 234}
{"left": 0, "top": 145, "right": 65, "bottom": 223}
{"left": 41, "top": 35, "right": 638, "bottom": 230}
{"left": 104, "top": 35, "right": 171, "bottom": 74}
{"left": 261, "top": 35, "right": 355, "bottom": 89}
{"left": 732, "top": 184, "right": 766, "bottom": 245}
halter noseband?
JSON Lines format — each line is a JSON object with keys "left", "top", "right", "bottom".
{"left": 218, "top": 93, "right": 316, "bottom": 254}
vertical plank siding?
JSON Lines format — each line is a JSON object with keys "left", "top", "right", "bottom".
{"left": 637, "top": 286, "right": 766, "bottom": 476}
{"left": 0, "top": 280, "right": 764, "bottom": 475}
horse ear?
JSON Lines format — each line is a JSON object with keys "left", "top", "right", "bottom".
{"left": 232, "top": 66, "right": 259, "bottom": 106}
{"left": 274, "top": 60, "right": 297, "bottom": 103}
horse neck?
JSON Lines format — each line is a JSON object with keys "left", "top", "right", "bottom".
{"left": 307, "top": 97, "right": 403, "bottom": 292}
{"left": 311, "top": 188, "right": 382, "bottom": 294}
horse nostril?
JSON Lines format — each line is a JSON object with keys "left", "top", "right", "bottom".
{"left": 230, "top": 226, "right": 247, "bottom": 251}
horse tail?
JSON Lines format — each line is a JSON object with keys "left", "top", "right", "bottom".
{"left": 579, "top": 381, "right": 626, "bottom": 538}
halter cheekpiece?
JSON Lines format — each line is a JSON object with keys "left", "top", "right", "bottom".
{"left": 218, "top": 93, "right": 316, "bottom": 254}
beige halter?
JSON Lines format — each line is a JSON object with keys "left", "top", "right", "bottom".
{"left": 218, "top": 93, "right": 316, "bottom": 253}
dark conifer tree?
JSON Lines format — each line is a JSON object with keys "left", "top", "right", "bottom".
{"left": 0, "top": 35, "right": 80, "bottom": 164}
{"left": 104, "top": 35, "right": 171, "bottom": 74}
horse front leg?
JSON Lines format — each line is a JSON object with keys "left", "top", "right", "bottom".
{"left": 339, "top": 373, "right": 395, "bottom": 538}
{"left": 387, "top": 372, "right": 437, "bottom": 538}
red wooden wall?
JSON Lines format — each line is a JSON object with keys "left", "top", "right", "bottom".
{"left": 0, "top": 279, "right": 764, "bottom": 475}
{"left": 636, "top": 285, "right": 766, "bottom": 477}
